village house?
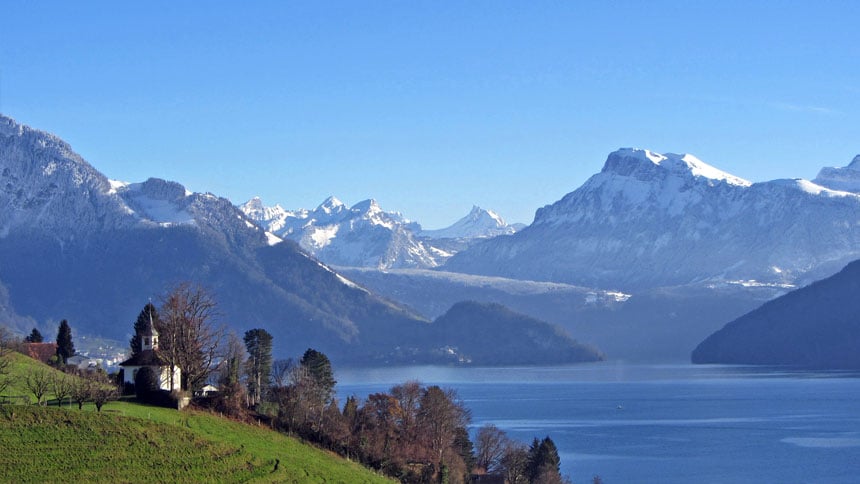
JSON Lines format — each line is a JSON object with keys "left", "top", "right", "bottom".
{"left": 118, "top": 313, "right": 180, "bottom": 392}
{"left": 23, "top": 342, "right": 58, "bottom": 364}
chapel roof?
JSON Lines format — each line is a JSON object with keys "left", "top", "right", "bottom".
{"left": 119, "top": 349, "right": 167, "bottom": 367}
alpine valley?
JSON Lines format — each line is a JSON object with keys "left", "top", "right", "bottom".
{"left": 4, "top": 113, "right": 860, "bottom": 367}
{"left": 0, "top": 114, "right": 600, "bottom": 366}
{"left": 249, "top": 149, "right": 860, "bottom": 363}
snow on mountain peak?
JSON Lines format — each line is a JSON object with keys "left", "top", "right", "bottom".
{"left": 243, "top": 196, "right": 264, "bottom": 211}
{"left": 317, "top": 196, "right": 346, "bottom": 214}
{"left": 449, "top": 148, "right": 860, "bottom": 289}
{"left": 813, "top": 154, "right": 860, "bottom": 193}
{"left": 421, "top": 205, "right": 518, "bottom": 239}
{"left": 351, "top": 198, "right": 381, "bottom": 213}
{"left": 603, "top": 148, "right": 751, "bottom": 187}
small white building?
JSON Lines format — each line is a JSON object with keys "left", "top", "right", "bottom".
{"left": 119, "top": 313, "right": 181, "bottom": 392}
{"left": 67, "top": 355, "right": 102, "bottom": 370}
{"left": 197, "top": 384, "right": 218, "bottom": 396}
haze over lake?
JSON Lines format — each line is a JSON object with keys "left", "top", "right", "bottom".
{"left": 338, "top": 363, "right": 860, "bottom": 484}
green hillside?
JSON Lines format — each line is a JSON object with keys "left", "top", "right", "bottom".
{"left": 0, "top": 353, "right": 391, "bottom": 483}
{"left": 1, "top": 351, "right": 68, "bottom": 403}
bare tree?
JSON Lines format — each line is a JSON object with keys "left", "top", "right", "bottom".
{"left": 417, "top": 386, "right": 471, "bottom": 473}
{"left": 474, "top": 424, "right": 511, "bottom": 474}
{"left": 216, "top": 332, "right": 248, "bottom": 417}
{"left": 270, "top": 358, "right": 294, "bottom": 389}
{"left": 158, "top": 283, "right": 224, "bottom": 392}
{"left": 51, "top": 373, "right": 73, "bottom": 407}
{"left": 71, "top": 373, "right": 94, "bottom": 409}
{"left": 500, "top": 443, "right": 530, "bottom": 484}
{"left": 25, "top": 368, "right": 53, "bottom": 405}
{"left": 391, "top": 380, "right": 423, "bottom": 457}
{"left": 92, "top": 383, "right": 118, "bottom": 412}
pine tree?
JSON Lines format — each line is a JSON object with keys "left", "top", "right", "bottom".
{"left": 129, "top": 302, "right": 160, "bottom": 357}
{"left": 300, "top": 348, "right": 336, "bottom": 404}
{"left": 56, "top": 319, "right": 75, "bottom": 365}
{"left": 25, "top": 328, "right": 44, "bottom": 343}
{"left": 243, "top": 328, "right": 273, "bottom": 406}
{"left": 527, "top": 436, "right": 561, "bottom": 482}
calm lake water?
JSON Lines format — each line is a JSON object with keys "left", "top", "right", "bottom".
{"left": 337, "top": 363, "right": 860, "bottom": 484}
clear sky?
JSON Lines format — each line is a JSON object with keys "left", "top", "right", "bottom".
{"left": 1, "top": 1, "right": 858, "bottom": 228}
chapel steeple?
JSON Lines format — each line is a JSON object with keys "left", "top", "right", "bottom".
{"left": 140, "top": 305, "right": 159, "bottom": 351}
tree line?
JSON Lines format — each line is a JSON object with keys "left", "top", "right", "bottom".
{"left": 207, "top": 326, "right": 572, "bottom": 483}
{"left": 126, "top": 284, "right": 575, "bottom": 483}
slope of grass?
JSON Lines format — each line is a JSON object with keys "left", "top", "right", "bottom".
{"left": 105, "top": 400, "right": 392, "bottom": 484}
{"left": 1, "top": 351, "right": 75, "bottom": 404}
{"left": 1, "top": 352, "right": 392, "bottom": 483}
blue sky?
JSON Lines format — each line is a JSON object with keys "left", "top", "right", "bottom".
{"left": 1, "top": 1, "right": 858, "bottom": 227}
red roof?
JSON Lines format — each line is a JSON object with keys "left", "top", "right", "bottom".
{"left": 25, "top": 343, "right": 58, "bottom": 363}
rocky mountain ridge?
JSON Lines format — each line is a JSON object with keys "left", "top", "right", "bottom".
{"left": 444, "top": 148, "right": 860, "bottom": 290}
{"left": 240, "top": 196, "right": 521, "bottom": 269}
{"left": 0, "top": 113, "right": 593, "bottom": 365}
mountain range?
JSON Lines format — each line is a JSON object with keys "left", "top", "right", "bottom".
{"left": 444, "top": 148, "right": 860, "bottom": 290}
{"left": 339, "top": 149, "right": 860, "bottom": 361}
{"left": 240, "top": 196, "right": 521, "bottom": 269}
{"left": 0, "top": 113, "right": 594, "bottom": 365}
{"left": 4, "top": 112, "right": 858, "bottom": 366}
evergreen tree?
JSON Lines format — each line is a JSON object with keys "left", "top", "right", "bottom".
{"left": 300, "top": 348, "right": 336, "bottom": 404}
{"left": 527, "top": 436, "right": 561, "bottom": 482}
{"left": 56, "top": 320, "right": 75, "bottom": 365}
{"left": 243, "top": 328, "right": 273, "bottom": 406}
{"left": 25, "top": 328, "right": 44, "bottom": 343}
{"left": 129, "top": 302, "right": 160, "bottom": 357}
{"left": 134, "top": 366, "right": 159, "bottom": 398}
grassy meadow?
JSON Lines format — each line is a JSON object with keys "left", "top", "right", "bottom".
{"left": 0, "top": 352, "right": 392, "bottom": 483}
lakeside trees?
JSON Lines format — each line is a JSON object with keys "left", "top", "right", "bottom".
{"left": 255, "top": 345, "right": 573, "bottom": 483}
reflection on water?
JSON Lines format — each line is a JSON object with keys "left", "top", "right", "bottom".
{"left": 337, "top": 363, "right": 860, "bottom": 484}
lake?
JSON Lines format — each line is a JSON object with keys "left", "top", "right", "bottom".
{"left": 337, "top": 362, "right": 860, "bottom": 484}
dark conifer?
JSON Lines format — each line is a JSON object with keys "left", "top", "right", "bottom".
{"left": 129, "top": 303, "right": 160, "bottom": 357}
{"left": 300, "top": 348, "right": 336, "bottom": 404}
{"left": 56, "top": 320, "right": 75, "bottom": 365}
{"left": 25, "top": 328, "right": 44, "bottom": 343}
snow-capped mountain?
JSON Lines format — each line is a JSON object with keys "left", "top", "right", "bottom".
{"left": 444, "top": 148, "right": 860, "bottom": 289}
{"left": 241, "top": 198, "right": 524, "bottom": 269}
{"left": 0, "top": 113, "right": 606, "bottom": 365}
{"left": 0, "top": 114, "right": 277, "bottom": 249}
{"left": 1, "top": 115, "right": 133, "bottom": 236}
{"left": 813, "top": 155, "right": 860, "bottom": 193}
{"left": 420, "top": 205, "right": 521, "bottom": 239}
{"left": 241, "top": 196, "right": 443, "bottom": 269}
{"left": 0, "top": 114, "right": 428, "bottom": 362}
